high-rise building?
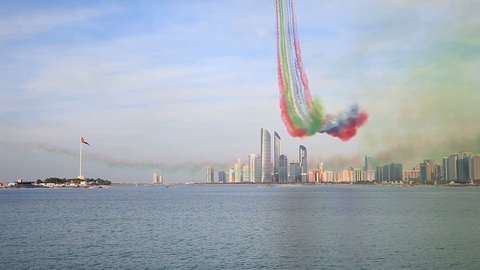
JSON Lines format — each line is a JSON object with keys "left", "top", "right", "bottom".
{"left": 260, "top": 128, "right": 272, "bottom": 182}
{"left": 299, "top": 145, "right": 307, "bottom": 181}
{"left": 273, "top": 132, "right": 281, "bottom": 182}
{"left": 447, "top": 154, "right": 458, "bottom": 181}
{"left": 420, "top": 159, "right": 435, "bottom": 182}
{"left": 442, "top": 157, "right": 449, "bottom": 181}
{"left": 375, "top": 166, "right": 383, "bottom": 183}
{"left": 234, "top": 159, "right": 242, "bottom": 183}
{"left": 278, "top": 154, "right": 288, "bottom": 183}
{"left": 206, "top": 167, "right": 214, "bottom": 183}
{"left": 289, "top": 161, "right": 301, "bottom": 182}
{"left": 228, "top": 168, "right": 235, "bottom": 183}
{"left": 242, "top": 165, "right": 249, "bottom": 182}
{"left": 457, "top": 151, "right": 472, "bottom": 181}
{"left": 218, "top": 171, "right": 227, "bottom": 183}
{"left": 364, "top": 155, "right": 373, "bottom": 171}
{"left": 471, "top": 155, "right": 480, "bottom": 182}
{"left": 153, "top": 171, "right": 158, "bottom": 184}
{"left": 249, "top": 153, "right": 261, "bottom": 183}
{"left": 382, "top": 165, "right": 391, "bottom": 182}
{"left": 390, "top": 163, "right": 403, "bottom": 181}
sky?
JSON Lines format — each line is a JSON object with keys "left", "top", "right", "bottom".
{"left": 1, "top": 0, "right": 479, "bottom": 183}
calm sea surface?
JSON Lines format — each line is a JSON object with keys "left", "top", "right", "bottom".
{"left": 1, "top": 185, "right": 480, "bottom": 269}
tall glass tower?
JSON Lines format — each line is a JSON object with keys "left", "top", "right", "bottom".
{"left": 273, "top": 131, "right": 281, "bottom": 182}
{"left": 261, "top": 128, "right": 272, "bottom": 182}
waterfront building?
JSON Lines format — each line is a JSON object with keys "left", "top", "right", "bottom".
{"left": 313, "top": 170, "right": 322, "bottom": 182}
{"left": 382, "top": 165, "right": 391, "bottom": 182}
{"left": 242, "top": 165, "right": 249, "bottom": 182}
{"left": 273, "top": 132, "right": 281, "bottom": 182}
{"left": 234, "top": 159, "right": 242, "bottom": 183}
{"left": 447, "top": 154, "right": 458, "bottom": 181}
{"left": 323, "top": 170, "right": 334, "bottom": 182}
{"left": 420, "top": 159, "right": 435, "bottom": 182}
{"left": 390, "top": 163, "right": 403, "bottom": 181}
{"left": 471, "top": 154, "right": 480, "bottom": 182}
{"left": 278, "top": 154, "right": 288, "bottom": 183}
{"left": 442, "top": 157, "right": 449, "bottom": 181}
{"left": 248, "top": 153, "right": 261, "bottom": 183}
{"left": 364, "top": 155, "right": 373, "bottom": 171}
{"left": 218, "top": 171, "right": 227, "bottom": 183}
{"left": 206, "top": 167, "right": 214, "bottom": 183}
{"left": 228, "top": 168, "right": 235, "bottom": 183}
{"left": 403, "top": 169, "right": 420, "bottom": 181}
{"left": 457, "top": 151, "right": 472, "bottom": 181}
{"left": 365, "top": 170, "right": 375, "bottom": 181}
{"left": 153, "top": 171, "right": 158, "bottom": 184}
{"left": 375, "top": 166, "right": 383, "bottom": 183}
{"left": 260, "top": 128, "right": 273, "bottom": 182}
{"left": 289, "top": 161, "right": 301, "bottom": 182}
{"left": 299, "top": 145, "right": 308, "bottom": 182}
{"left": 352, "top": 168, "right": 363, "bottom": 182}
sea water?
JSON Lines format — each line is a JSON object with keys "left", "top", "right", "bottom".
{"left": 1, "top": 185, "right": 479, "bottom": 269}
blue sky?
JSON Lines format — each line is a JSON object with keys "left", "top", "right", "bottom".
{"left": 1, "top": 0, "right": 479, "bottom": 183}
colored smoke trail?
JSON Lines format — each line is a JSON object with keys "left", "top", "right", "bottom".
{"left": 275, "top": 0, "right": 368, "bottom": 141}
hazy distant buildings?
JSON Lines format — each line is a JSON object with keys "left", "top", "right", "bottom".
{"left": 206, "top": 167, "right": 214, "bottom": 183}
{"left": 153, "top": 171, "right": 163, "bottom": 184}
{"left": 153, "top": 171, "right": 158, "bottom": 184}
{"left": 260, "top": 128, "right": 272, "bottom": 182}
{"left": 234, "top": 159, "right": 243, "bottom": 183}
{"left": 364, "top": 155, "right": 373, "bottom": 171}
{"left": 218, "top": 171, "right": 227, "bottom": 183}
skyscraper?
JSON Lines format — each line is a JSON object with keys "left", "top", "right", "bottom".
{"left": 471, "top": 155, "right": 480, "bottom": 182}
{"left": 234, "top": 159, "right": 242, "bottom": 183}
{"left": 218, "top": 171, "right": 227, "bottom": 183}
{"left": 299, "top": 145, "right": 307, "bottom": 182}
{"left": 447, "top": 154, "right": 457, "bottom": 181}
{"left": 390, "top": 163, "right": 403, "bottom": 181}
{"left": 260, "top": 128, "right": 272, "bottom": 182}
{"left": 364, "top": 155, "right": 373, "bottom": 171}
{"left": 206, "top": 167, "right": 214, "bottom": 183}
{"left": 153, "top": 171, "right": 158, "bottom": 184}
{"left": 273, "top": 132, "right": 281, "bottom": 182}
{"left": 457, "top": 151, "right": 472, "bottom": 181}
{"left": 442, "top": 157, "right": 449, "bottom": 181}
{"left": 278, "top": 154, "right": 288, "bottom": 183}
{"left": 249, "top": 153, "right": 261, "bottom": 183}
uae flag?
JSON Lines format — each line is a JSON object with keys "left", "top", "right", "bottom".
{"left": 81, "top": 137, "right": 91, "bottom": 146}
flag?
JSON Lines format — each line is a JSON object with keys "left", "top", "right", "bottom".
{"left": 81, "top": 137, "right": 91, "bottom": 146}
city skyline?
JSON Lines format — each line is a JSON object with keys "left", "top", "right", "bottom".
{"left": 204, "top": 128, "right": 480, "bottom": 185}
{"left": 1, "top": 0, "right": 479, "bottom": 183}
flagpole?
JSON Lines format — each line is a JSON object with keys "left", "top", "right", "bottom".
{"left": 78, "top": 137, "right": 84, "bottom": 179}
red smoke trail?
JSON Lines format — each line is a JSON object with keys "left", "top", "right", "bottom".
{"left": 326, "top": 111, "right": 369, "bottom": 141}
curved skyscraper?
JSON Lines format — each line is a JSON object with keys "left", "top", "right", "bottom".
{"left": 261, "top": 128, "right": 272, "bottom": 182}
